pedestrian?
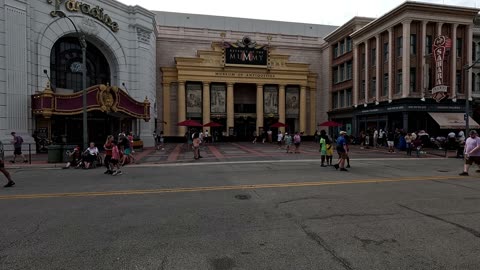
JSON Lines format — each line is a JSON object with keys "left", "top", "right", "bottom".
{"left": 10, "top": 132, "right": 27, "bottom": 163}
{"left": 405, "top": 132, "right": 413, "bottom": 156}
{"left": 83, "top": 142, "right": 99, "bottom": 169}
{"left": 387, "top": 130, "right": 395, "bottom": 153}
{"left": 128, "top": 131, "right": 135, "bottom": 153}
{"left": 277, "top": 130, "right": 283, "bottom": 149}
{"left": 0, "top": 140, "right": 14, "bottom": 187}
{"left": 103, "top": 135, "right": 114, "bottom": 174}
{"left": 319, "top": 130, "right": 327, "bottom": 167}
{"left": 119, "top": 133, "right": 134, "bottom": 165}
{"left": 326, "top": 136, "right": 334, "bottom": 166}
{"left": 373, "top": 128, "right": 379, "bottom": 148}
{"left": 284, "top": 132, "right": 293, "bottom": 153}
{"left": 63, "top": 145, "right": 80, "bottom": 169}
{"left": 156, "top": 131, "right": 165, "bottom": 150}
{"left": 459, "top": 130, "right": 480, "bottom": 176}
{"left": 293, "top": 131, "right": 301, "bottom": 153}
{"left": 334, "top": 131, "right": 348, "bottom": 171}
{"left": 267, "top": 129, "right": 273, "bottom": 143}
{"left": 379, "top": 129, "right": 386, "bottom": 147}
{"left": 111, "top": 141, "right": 122, "bottom": 176}
{"left": 192, "top": 131, "right": 201, "bottom": 160}
{"left": 252, "top": 130, "right": 257, "bottom": 144}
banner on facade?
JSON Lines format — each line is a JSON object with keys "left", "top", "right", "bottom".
{"left": 431, "top": 35, "right": 451, "bottom": 103}
{"left": 186, "top": 84, "right": 202, "bottom": 117}
{"left": 224, "top": 36, "right": 268, "bottom": 66}
{"left": 264, "top": 86, "right": 278, "bottom": 115}
{"left": 210, "top": 84, "right": 226, "bottom": 114}
{"left": 286, "top": 87, "right": 299, "bottom": 116}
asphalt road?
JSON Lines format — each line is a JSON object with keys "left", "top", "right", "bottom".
{"left": 1, "top": 158, "right": 479, "bottom": 270}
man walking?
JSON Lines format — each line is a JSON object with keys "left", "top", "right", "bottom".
{"left": 459, "top": 130, "right": 480, "bottom": 176}
{"left": 10, "top": 132, "right": 27, "bottom": 163}
{"left": 334, "top": 131, "right": 348, "bottom": 171}
{"left": 0, "top": 141, "right": 14, "bottom": 187}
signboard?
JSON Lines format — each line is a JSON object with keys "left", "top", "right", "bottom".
{"left": 431, "top": 36, "right": 451, "bottom": 103}
{"left": 224, "top": 36, "right": 268, "bottom": 66}
{"left": 186, "top": 84, "right": 202, "bottom": 117}
{"left": 210, "top": 84, "right": 226, "bottom": 114}
{"left": 286, "top": 87, "right": 299, "bottom": 116}
{"left": 264, "top": 86, "right": 278, "bottom": 114}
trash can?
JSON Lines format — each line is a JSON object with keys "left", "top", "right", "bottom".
{"left": 47, "top": 145, "right": 63, "bottom": 163}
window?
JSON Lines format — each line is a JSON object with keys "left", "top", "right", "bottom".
{"left": 346, "top": 37, "right": 352, "bottom": 52}
{"left": 333, "top": 67, "right": 338, "bottom": 84}
{"left": 426, "top": 35, "right": 433, "bottom": 55}
{"left": 476, "top": 74, "right": 480, "bottom": 93}
{"left": 383, "top": 73, "right": 388, "bottom": 96}
{"left": 50, "top": 37, "right": 111, "bottom": 92}
{"left": 384, "top": 42, "right": 389, "bottom": 62}
{"left": 371, "top": 48, "right": 376, "bottom": 66}
{"left": 456, "top": 71, "right": 462, "bottom": 93}
{"left": 428, "top": 68, "right": 432, "bottom": 90}
{"left": 346, "top": 88, "right": 352, "bottom": 106}
{"left": 473, "top": 42, "right": 476, "bottom": 61}
{"left": 346, "top": 61, "right": 352, "bottom": 80}
{"left": 410, "top": 34, "right": 417, "bottom": 55}
{"left": 361, "top": 80, "right": 366, "bottom": 100}
{"left": 371, "top": 77, "right": 376, "bottom": 97}
{"left": 332, "top": 92, "right": 339, "bottom": 109}
{"left": 340, "top": 40, "right": 345, "bottom": 55}
{"left": 472, "top": 73, "right": 476, "bottom": 93}
{"left": 396, "top": 71, "right": 402, "bottom": 94}
{"left": 397, "top": 36, "right": 403, "bottom": 57}
{"left": 477, "top": 43, "right": 480, "bottom": 60}
{"left": 333, "top": 44, "right": 339, "bottom": 58}
{"left": 339, "top": 65, "right": 345, "bottom": 82}
{"left": 410, "top": 68, "right": 417, "bottom": 92}
{"left": 456, "top": 38, "right": 462, "bottom": 58}
{"left": 361, "top": 53, "right": 365, "bottom": 68}
{"left": 340, "top": 91, "right": 345, "bottom": 107}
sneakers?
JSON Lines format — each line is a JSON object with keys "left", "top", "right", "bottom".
{"left": 340, "top": 168, "right": 348, "bottom": 172}
{"left": 346, "top": 164, "right": 351, "bottom": 168}
{"left": 4, "top": 181, "right": 15, "bottom": 188}
{"left": 321, "top": 164, "right": 327, "bottom": 167}
{"left": 459, "top": 172, "right": 469, "bottom": 176}
{"left": 112, "top": 171, "right": 122, "bottom": 176}
{"left": 333, "top": 164, "right": 339, "bottom": 170}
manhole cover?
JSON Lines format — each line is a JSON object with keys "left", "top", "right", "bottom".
{"left": 235, "top": 194, "right": 251, "bottom": 200}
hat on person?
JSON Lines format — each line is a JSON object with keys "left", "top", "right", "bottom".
{"left": 340, "top": 131, "right": 347, "bottom": 135}
{"left": 470, "top": 130, "right": 477, "bottom": 135}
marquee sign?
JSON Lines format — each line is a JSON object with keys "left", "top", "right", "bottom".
{"left": 224, "top": 36, "right": 268, "bottom": 66}
{"left": 431, "top": 36, "right": 451, "bottom": 103}
{"left": 48, "top": 0, "right": 119, "bottom": 32}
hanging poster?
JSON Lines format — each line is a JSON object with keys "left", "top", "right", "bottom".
{"left": 264, "top": 86, "right": 278, "bottom": 115}
{"left": 286, "top": 87, "right": 299, "bottom": 116}
{"left": 186, "top": 83, "right": 202, "bottom": 117}
{"left": 210, "top": 84, "right": 226, "bottom": 114}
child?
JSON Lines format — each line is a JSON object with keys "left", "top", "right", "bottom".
{"left": 111, "top": 141, "right": 122, "bottom": 176}
{"left": 284, "top": 133, "right": 293, "bottom": 153}
{"left": 326, "top": 137, "right": 334, "bottom": 165}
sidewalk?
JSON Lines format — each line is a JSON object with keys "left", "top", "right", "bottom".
{"left": 4, "top": 142, "right": 456, "bottom": 169}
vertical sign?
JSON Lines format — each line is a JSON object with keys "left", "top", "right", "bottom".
{"left": 431, "top": 36, "right": 451, "bottom": 102}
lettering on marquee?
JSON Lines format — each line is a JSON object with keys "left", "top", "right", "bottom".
{"left": 214, "top": 72, "right": 275, "bottom": 78}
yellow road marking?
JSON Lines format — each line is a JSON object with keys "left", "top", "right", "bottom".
{"left": 0, "top": 175, "right": 466, "bottom": 200}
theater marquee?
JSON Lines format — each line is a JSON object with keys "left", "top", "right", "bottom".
{"left": 224, "top": 36, "right": 268, "bottom": 66}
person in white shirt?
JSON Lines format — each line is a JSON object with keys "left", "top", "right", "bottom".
{"left": 277, "top": 131, "right": 284, "bottom": 149}
{"left": 373, "top": 129, "right": 379, "bottom": 148}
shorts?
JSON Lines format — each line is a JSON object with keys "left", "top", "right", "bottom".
{"left": 124, "top": 148, "right": 132, "bottom": 155}
{"left": 337, "top": 152, "right": 348, "bottom": 159}
{"left": 104, "top": 155, "right": 112, "bottom": 165}
{"left": 14, "top": 147, "right": 22, "bottom": 155}
{"left": 110, "top": 159, "right": 119, "bottom": 165}
{"left": 387, "top": 141, "right": 394, "bottom": 147}
{"left": 320, "top": 149, "right": 327, "bottom": 155}
{"left": 465, "top": 156, "right": 480, "bottom": 165}
{"left": 294, "top": 142, "right": 300, "bottom": 147}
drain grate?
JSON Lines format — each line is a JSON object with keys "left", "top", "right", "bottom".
{"left": 235, "top": 194, "right": 251, "bottom": 200}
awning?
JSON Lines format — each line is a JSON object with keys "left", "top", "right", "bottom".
{"left": 428, "top": 112, "right": 480, "bottom": 129}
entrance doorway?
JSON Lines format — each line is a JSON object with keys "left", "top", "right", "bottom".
{"left": 234, "top": 83, "right": 256, "bottom": 141}
{"left": 234, "top": 117, "right": 256, "bottom": 141}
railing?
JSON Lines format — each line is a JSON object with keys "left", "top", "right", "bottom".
{"left": 1, "top": 143, "right": 34, "bottom": 165}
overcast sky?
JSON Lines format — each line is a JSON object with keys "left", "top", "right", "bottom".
{"left": 116, "top": 0, "right": 478, "bottom": 26}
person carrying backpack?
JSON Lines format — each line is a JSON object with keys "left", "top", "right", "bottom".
{"left": 10, "top": 132, "right": 27, "bottom": 163}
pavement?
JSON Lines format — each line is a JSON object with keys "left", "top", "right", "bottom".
{"left": 4, "top": 141, "right": 458, "bottom": 169}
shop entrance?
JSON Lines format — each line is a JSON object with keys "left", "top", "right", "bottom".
{"left": 234, "top": 83, "right": 256, "bottom": 141}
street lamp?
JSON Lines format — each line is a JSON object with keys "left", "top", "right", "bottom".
{"left": 56, "top": 12, "right": 88, "bottom": 150}
{"left": 463, "top": 56, "right": 480, "bottom": 136}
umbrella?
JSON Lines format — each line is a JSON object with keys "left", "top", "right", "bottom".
{"left": 318, "top": 121, "right": 342, "bottom": 127}
{"left": 270, "top": 122, "right": 288, "bottom": 128}
{"left": 177, "top": 119, "right": 203, "bottom": 127}
{"left": 203, "top": 121, "right": 223, "bottom": 127}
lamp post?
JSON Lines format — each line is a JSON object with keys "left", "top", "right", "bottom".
{"left": 56, "top": 12, "right": 88, "bottom": 149}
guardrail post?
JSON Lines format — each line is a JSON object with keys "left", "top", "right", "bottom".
{"left": 29, "top": 143, "right": 32, "bottom": 164}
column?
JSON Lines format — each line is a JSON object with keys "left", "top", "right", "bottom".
{"left": 300, "top": 85, "right": 307, "bottom": 133}
{"left": 403, "top": 112, "right": 409, "bottom": 131}
{"left": 353, "top": 44, "right": 359, "bottom": 106}
{"left": 421, "top": 21, "right": 427, "bottom": 98}
{"left": 365, "top": 40, "right": 370, "bottom": 102}
{"left": 437, "top": 22, "right": 443, "bottom": 36}
{"left": 388, "top": 27, "right": 394, "bottom": 101}
{"left": 177, "top": 81, "right": 186, "bottom": 136}
{"left": 375, "top": 34, "right": 381, "bottom": 102}
{"left": 451, "top": 24, "right": 458, "bottom": 99}
{"left": 402, "top": 20, "right": 411, "bottom": 98}
{"left": 256, "top": 84, "right": 264, "bottom": 134}
{"left": 278, "top": 84, "right": 286, "bottom": 133}
{"left": 227, "top": 83, "right": 234, "bottom": 130}
{"left": 467, "top": 24, "right": 473, "bottom": 99}
{"left": 162, "top": 82, "right": 171, "bottom": 136}
{"left": 310, "top": 89, "right": 316, "bottom": 135}
{"left": 202, "top": 82, "right": 211, "bottom": 133}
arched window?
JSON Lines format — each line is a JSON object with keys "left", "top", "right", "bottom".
{"left": 50, "top": 36, "right": 110, "bottom": 92}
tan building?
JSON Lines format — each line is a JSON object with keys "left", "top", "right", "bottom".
{"left": 327, "top": 2, "right": 480, "bottom": 135}
{"left": 155, "top": 12, "right": 336, "bottom": 139}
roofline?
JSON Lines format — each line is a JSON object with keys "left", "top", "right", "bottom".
{"left": 351, "top": 1, "right": 480, "bottom": 38}
{"left": 324, "top": 16, "right": 374, "bottom": 42}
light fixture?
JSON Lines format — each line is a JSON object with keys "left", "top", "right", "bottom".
{"left": 364, "top": 103, "right": 367, "bottom": 107}
{"left": 354, "top": 104, "right": 357, "bottom": 108}
{"left": 375, "top": 101, "right": 379, "bottom": 105}
{"left": 452, "top": 98, "right": 457, "bottom": 103}
{"left": 420, "top": 97, "right": 426, "bottom": 102}
{"left": 388, "top": 99, "right": 392, "bottom": 103}
{"left": 469, "top": 97, "right": 473, "bottom": 101}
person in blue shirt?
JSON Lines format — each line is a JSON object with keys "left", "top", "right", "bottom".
{"left": 334, "top": 131, "right": 349, "bottom": 171}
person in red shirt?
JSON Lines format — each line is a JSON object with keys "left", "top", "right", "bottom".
{"left": 103, "top": 135, "right": 114, "bottom": 174}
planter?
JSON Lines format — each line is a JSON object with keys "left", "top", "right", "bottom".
{"left": 132, "top": 140, "right": 143, "bottom": 151}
